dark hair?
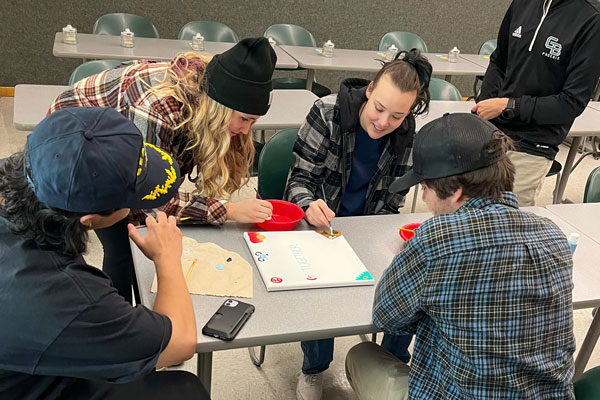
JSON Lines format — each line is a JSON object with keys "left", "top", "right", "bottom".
{"left": 424, "top": 131, "right": 515, "bottom": 200}
{"left": 373, "top": 49, "right": 432, "bottom": 115}
{"left": 0, "top": 151, "right": 90, "bottom": 258}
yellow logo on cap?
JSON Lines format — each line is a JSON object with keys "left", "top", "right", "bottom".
{"left": 139, "top": 143, "right": 177, "bottom": 201}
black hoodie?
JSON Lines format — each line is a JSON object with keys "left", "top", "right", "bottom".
{"left": 478, "top": 0, "right": 600, "bottom": 159}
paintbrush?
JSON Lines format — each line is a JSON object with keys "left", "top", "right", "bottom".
{"left": 254, "top": 188, "right": 276, "bottom": 222}
{"left": 321, "top": 184, "right": 334, "bottom": 237}
{"left": 185, "top": 258, "right": 198, "bottom": 282}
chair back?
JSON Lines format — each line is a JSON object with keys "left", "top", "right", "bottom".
{"left": 584, "top": 166, "right": 600, "bottom": 203}
{"left": 178, "top": 21, "right": 239, "bottom": 42}
{"left": 574, "top": 366, "right": 600, "bottom": 399}
{"left": 263, "top": 24, "right": 316, "bottom": 47}
{"left": 428, "top": 78, "right": 462, "bottom": 101}
{"left": 68, "top": 59, "right": 126, "bottom": 85}
{"left": 378, "top": 31, "right": 428, "bottom": 53}
{"left": 93, "top": 13, "right": 159, "bottom": 38}
{"left": 257, "top": 128, "right": 299, "bottom": 199}
{"left": 479, "top": 39, "right": 497, "bottom": 56}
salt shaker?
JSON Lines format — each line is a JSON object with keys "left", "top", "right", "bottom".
{"left": 323, "top": 40, "right": 335, "bottom": 58}
{"left": 62, "top": 24, "right": 77, "bottom": 45}
{"left": 568, "top": 232, "right": 580, "bottom": 254}
{"left": 121, "top": 28, "right": 135, "bottom": 48}
{"left": 386, "top": 44, "right": 398, "bottom": 60}
{"left": 191, "top": 33, "right": 204, "bottom": 51}
{"left": 448, "top": 46, "right": 460, "bottom": 63}
{"left": 268, "top": 37, "right": 277, "bottom": 47}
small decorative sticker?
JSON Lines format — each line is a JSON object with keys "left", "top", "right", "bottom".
{"left": 271, "top": 277, "right": 283, "bottom": 283}
{"left": 306, "top": 275, "right": 317, "bottom": 281}
{"left": 356, "top": 271, "right": 374, "bottom": 281}
{"left": 255, "top": 251, "right": 269, "bottom": 262}
{"left": 248, "top": 232, "right": 266, "bottom": 243}
{"left": 315, "top": 229, "right": 341, "bottom": 239}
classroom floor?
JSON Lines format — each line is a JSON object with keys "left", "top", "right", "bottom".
{"left": 1, "top": 96, "right": 599, "bottom": 399}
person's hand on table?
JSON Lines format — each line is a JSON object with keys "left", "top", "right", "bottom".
{"left": 226, "top": 199, "right": 273, "bottom": 223}
{"left": 128, "top": 212, "right": 182, "bottom": 267}
{"left": 471, "top": 98, "right": 509, "bottom": 120}
{"left": 305, "top": 199, "right": 335, "bottom": 227}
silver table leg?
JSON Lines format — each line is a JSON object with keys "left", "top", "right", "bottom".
{"left": 248, "top": 346, "right": 266, "bottom": 367}
{"left": 305, "top": 70, "right": 316, "bottom": 91}
{"left": 554, "top": 136, "right": 583, "bottom": 204}
{"left": 197, "top": 352, "right": 213, "bottom": 394}
{"left": 574, "top": 308, "right": 600, "bottom": 380}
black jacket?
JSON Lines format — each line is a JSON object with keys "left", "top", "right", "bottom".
{"left": 478, "top": 0, "right": 600, "bottom": 159}
{"left": 284, "top": 78, "right": 414, "bottom": 214}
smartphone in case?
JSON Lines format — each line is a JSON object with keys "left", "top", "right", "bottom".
{"left": 202, "top": 299, "right": 255, "bottom": 341}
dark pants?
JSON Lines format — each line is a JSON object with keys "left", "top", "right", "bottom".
{"left": 62, "top": 371, "right": 210, "bottom": 400}
{"left": 301, "top": 334, "right": 413, "bottom": 375}
{"left": 95, "top": 217, "right": 138, "bottom": 304}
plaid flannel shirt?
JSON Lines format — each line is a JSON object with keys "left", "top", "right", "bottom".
{"left": 374, "top": 192, "right": 575, "bottom": 399}
{"left": 49, "top": 61, "right": 227, "bottom": 225}
{"left": 284, "top": 78, "right": 414, "bottom": 214}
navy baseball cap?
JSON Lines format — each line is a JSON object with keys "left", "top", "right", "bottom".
{"left": 26, "top": 107, "right": 181, "bottom": 213}
{"left": 389, "top": 113, "right": 505, "bottom": 193}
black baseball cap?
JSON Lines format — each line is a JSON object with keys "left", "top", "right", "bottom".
{"left": 26, "top": 107, "right": 181, "bottom": 213}
{"left": 389, "top": 113, "right": 505, "bottom": 193}
{"left": 204, "top": 37, "right": 277, "bottom": 116}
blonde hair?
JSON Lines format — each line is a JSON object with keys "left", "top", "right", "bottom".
{"left": 150, "top": 52, "right": 253, "bottom": 198}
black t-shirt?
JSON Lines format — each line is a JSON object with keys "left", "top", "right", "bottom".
{"left": 0, "top": 218, "right": 172, "bottom": 399}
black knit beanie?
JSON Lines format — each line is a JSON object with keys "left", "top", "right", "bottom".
{"left": 204, "top": 37, "right": 277, "bottom": 116}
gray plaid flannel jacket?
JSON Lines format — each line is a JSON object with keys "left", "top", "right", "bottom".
{"left": 284, "top": 78, "right": 414, "bottom": 214}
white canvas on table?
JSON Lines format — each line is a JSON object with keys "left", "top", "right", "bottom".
{"left": 243, "top": 230, "right": 374, "bottom": 291}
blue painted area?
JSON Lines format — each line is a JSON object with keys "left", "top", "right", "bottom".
{"left": 356, "top": 271, "right": 373, "bottom": 280}
{"left": 216, "top": 265, "right": 224, "bottom": 270}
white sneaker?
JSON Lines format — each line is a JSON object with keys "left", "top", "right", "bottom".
{"left": 296, "top": 371, "right": 324, "bottom": 400}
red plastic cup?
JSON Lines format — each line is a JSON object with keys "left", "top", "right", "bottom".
{"left": 399, "top": 222, "right": 421, "bottom": 241}
{"left": 256, "top": 200, "right": 304, "bottom": 231}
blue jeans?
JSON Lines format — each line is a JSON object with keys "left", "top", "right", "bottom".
{"left": 301, "top": 334, "right": 412, "bottom": 374}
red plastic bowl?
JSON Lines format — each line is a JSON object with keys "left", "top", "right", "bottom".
{"left": 399, "top": 222, "right": 421, "bottom": 241}
{"left": 256, "top": 200, "right": 304, "bottom": 231}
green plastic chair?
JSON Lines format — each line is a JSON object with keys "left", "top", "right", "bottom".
{"left": 93, "top": 13, "right": 159, "bottom": 38}
{"left": 583, "top": 166, "right": 600, "bottom": 203}
{"left": 479, "top": 39, "right": 497, "bottom": 56}
{"left": 429, "top": 78, "right": 462, "bottom": 101}
{"left": 574, "top": 366, "right": 600, "bottom": 399}
{"left": 264, "top": 24, "right": 316, "bottom": 47}
{"left": 378, "top": 31, "right": 428, "bottom": 53}
{"left": 68, "top": 59, "right": 126, "bottom": 85}
{"left": 178, "top": 21, "right": 239, "bottom": 42}
{"left": 472, "top": 39, "right": 497, "bottom": 99}
{"left": 263, "top": 24, "right": 331, "bottom": 98}
{"left": 257, "top": 128, "right": 299, "bottom": 200}
{"left": 248, "top": 127, "right": 299, "bottom": 366}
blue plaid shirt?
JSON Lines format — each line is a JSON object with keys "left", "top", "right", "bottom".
{"left": 374, "top": 193, "right": 575, "bottom": 399}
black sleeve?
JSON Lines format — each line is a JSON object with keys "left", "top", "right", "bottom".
{"left": 34, "top": 292, "right": 172, "bottom": 384}
{"left": 283, "top": 100, "right": 332, "bottom": 210}
{"left": 478, "top": 2, "right": 513, "bottom": 102}
{"left": 516, "top": 16, "right": 600, "bottom": 125}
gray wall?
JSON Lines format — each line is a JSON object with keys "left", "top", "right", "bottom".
{"left": 1, "top": 0, "right": 511, "bottom": 95}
